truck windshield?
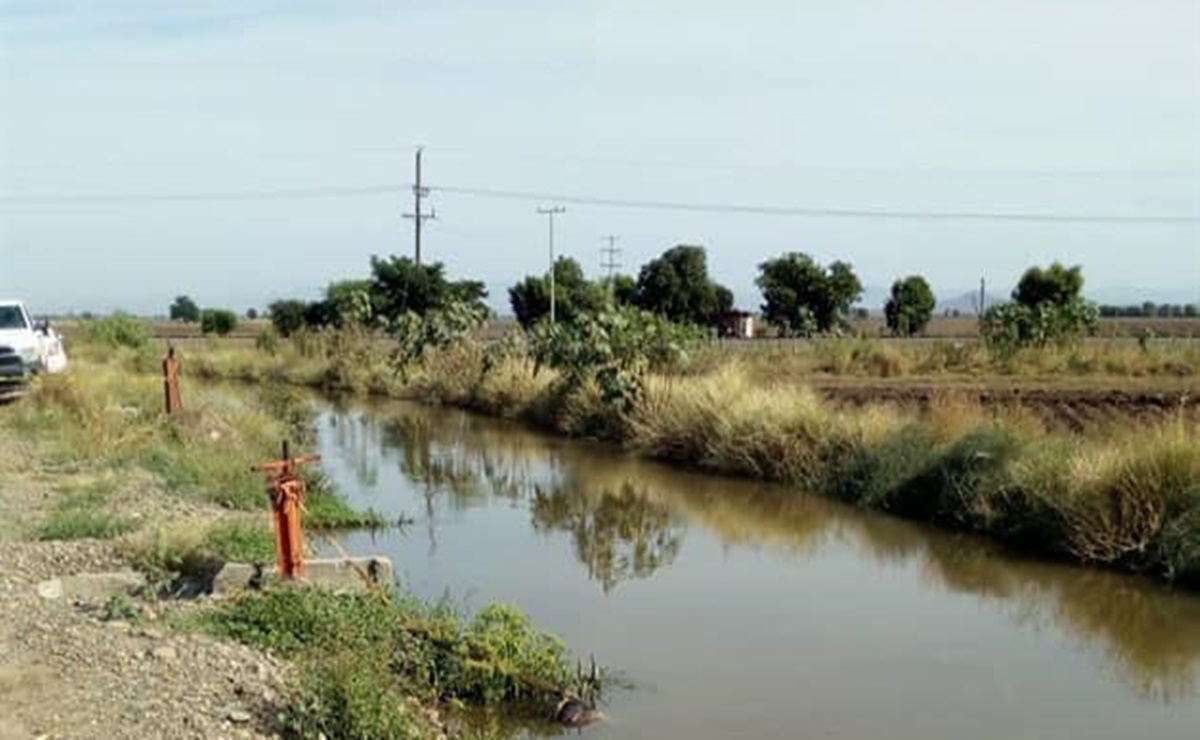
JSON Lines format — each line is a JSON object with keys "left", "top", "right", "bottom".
{"left": 0, "top": 306, "right": 29, "bottom": 330}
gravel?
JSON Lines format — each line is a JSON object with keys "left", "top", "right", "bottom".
{"left": 0, "top": 540, "right": 288, "bottom": 740}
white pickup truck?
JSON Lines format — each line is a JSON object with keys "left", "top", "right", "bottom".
{"left": 0, "top": 299, "right": 69, "bottom": 397}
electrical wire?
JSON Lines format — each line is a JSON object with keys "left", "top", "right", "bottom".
{"left": 2, "top": 181, "right": 1197, "bottom": 224}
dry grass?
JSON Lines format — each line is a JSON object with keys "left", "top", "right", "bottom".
{"left": 176, "top": 331, "right": 1200, "bottom": 588}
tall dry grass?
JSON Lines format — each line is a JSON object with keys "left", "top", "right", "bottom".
{"left": 173, "top": 333, "right": 1200, "bottom": 588}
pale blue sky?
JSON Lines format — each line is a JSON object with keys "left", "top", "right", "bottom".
{"left": 1, "top": 0, "right": 1197, "bottom": 314}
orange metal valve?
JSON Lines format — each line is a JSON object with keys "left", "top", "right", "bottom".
{"left": 253, "top": 441, "right": 321, "bottom": 581}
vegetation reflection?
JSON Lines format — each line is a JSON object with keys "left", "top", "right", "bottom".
{"left": 330, "top": 401, "right": 1200, "bottom": 703}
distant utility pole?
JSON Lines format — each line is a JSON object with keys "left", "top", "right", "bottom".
{"left": 537, "top": 206, "right": 566, "bottom": 323}
{"left": 601, "top": 235, "right": 621, "bottom": 303}
{"left": 403, "top": 147, "right": 436, "bottom": 265}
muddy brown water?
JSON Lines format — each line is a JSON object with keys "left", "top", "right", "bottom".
{"left": 314, "top": 399, "right": 1200, "bottom": 740}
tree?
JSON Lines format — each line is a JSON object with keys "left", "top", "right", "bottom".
{"left": 246, "top": 308, "right": 259, "bottom": 320}
{"left": 325, "top": 279, "right": 374, "bottom": 327}
{"left": 1013, "top": 262, "right": 1084, "bottom": 309}
{"left": 169, "top": 295, "right": 200, "bottom": 323}
{"left": 508, "top": 257, "right": 606, "bottom": 329}
{"left": 982, "top": 262, "right": 1098, "bottom": 352}
{"left": 755, "top": 252, "right": 863, "bottom": 335}
{"left": 634, "top": 245, "right": 732, "bottom": 326}
{"left": 368, "top": 255, "right": 487, "bottom": 325}
{"left": 200, "top": 308, "right": 238, "bottom": 336}
{"left": 1186, "top": 304, "right": 1198, "bottom": 318}
{"left": 607, "top": 274, "right": 637, "bottom": 307}
{"left": 884, "top": 275, "right": 936, "bottom": 336}
{"left": 268, "top": 299, "right": 308, "bottom": 337}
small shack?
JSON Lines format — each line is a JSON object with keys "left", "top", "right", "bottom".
{"left": 718, "top": 310, "right": 756, "bottom": 339}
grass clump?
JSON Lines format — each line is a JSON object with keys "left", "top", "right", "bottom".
{"left": 37, "top": 509, "right": 138, "bottom": 541}
{"left": 36, "top": 479, "right": 138, "bottom": 541}
{"left": 198, "top": 587, "right": 583, "bottom": 738}
{"left": 121, "top": 519, "right": 276, "bottom": 586}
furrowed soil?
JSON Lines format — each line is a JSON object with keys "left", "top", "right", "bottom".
{"left": 811, "top": 379, "right": 1198, "bottom": 431}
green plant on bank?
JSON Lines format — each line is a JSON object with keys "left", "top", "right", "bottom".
{"left": 36, "top": 479, "right": 138, "bottom": 541}
{"left": 79, "top": 311, "right": 152, "bottom": 350}
{"left": 391, "top": 302, "right": 490, "bottom": 372}
{"left": 121, "top": 519, "right": 275, "bottom": 591}
{"left": 981, "top": 300, "right": 1100, "bottom": 357}
{"left": 200, "top": 587, "right": 585, "bottom": 739}
{"left": 529, "top": 307, "right": 705, "bottom": 417}
{"left": 37, "top": 508, "right": 138, "bottom": 541}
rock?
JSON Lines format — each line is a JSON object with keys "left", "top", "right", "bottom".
{"left": 149, "top": 645, "right": 178, "bottom": 661}
{"left": 57, "top": 570, "right": 146, "bottom": 604}
{"left": 224, "top": 707, "right": 253, "bottom": 724}
{"left": 36, "top": 578, "right": 63, "bottom": 599}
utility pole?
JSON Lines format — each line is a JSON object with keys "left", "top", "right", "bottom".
{"left": 601, "top": 235, "right": 621, "bottom": 303}
{"left": 537, "top": 206, "right": 566, "bottom": 323}
{"left": 403, "top": 148, "right": 436, "bottom": 265}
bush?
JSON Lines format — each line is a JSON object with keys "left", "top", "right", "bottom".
{"left": 269, "top": 300, "right": 308, "bottom": 337}
{"left": 530, "top": 307, "right": 705, "bottom": 417}
{"left": 200, "top": 308, "right": 238, "bottom": 336}
{"left": 884, "top": 275, "right": 936, "bottom": 336}
{"left": 83, "top": 312, "right": 150, "bottom": 350}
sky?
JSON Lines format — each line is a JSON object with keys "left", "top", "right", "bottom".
{"left": 1, "top": 0, "right": 1198, "bottom": 315}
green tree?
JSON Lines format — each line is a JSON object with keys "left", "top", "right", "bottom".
{"left": 606, "top": 274, "right": 638, "bottom": 307}
{"left": 268, "top": 299, "right": 308, "bottom": 337}
{"left": 982, "top": 262, "right": 1098, "bottom": 353}
{"left": 368, "top": 255, "right": 487, "bottom": 324}
{"left": 884, "top": 275, "right": 936, "bottom": 336}
{"left": 508, "top": 257, "right": 607, "bottom": 329}
{"left": 200, "top": 308, "right": 238, "bottom": 336}
{"left": 325, "top": 279, "right": 374, "bottom": 327}
{"left": 756, "top": 252, "right": 863, "bottom": 335}
{"left": 634, "top": 245, "right": 732, "bottom": 326}
{"left": 169, "top": 295, "right": 200, "bottom": 323}
{"left": 1013, "top": 262, "right": 1084, "bottom": 309}
{"left": 246, "top": 308, "right": 259, "bottom": 320}
{"left": 1185, "top": 304, "right": 1198, "bottom": 318}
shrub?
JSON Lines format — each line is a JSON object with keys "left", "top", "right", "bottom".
{"left": 200, "top": 308, "right": 238, "bottom": 336}
{"left": 884, "top": 275, "right": 936, "bottom": 336}
{"left": 83, "top": 312, "right": 150, "bottom": 350}
{"left": 269, "top": 299, "right": 308, "bottom": 337}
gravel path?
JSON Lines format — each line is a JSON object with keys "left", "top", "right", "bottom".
{"left": 0, "top": 411, "right": 291, "bottom": 740}
{"left": 0, "top": 540, "right": 288, "bottom": 740}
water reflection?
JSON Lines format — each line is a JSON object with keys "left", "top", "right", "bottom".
{"left": 531, "top": 482, "right": 683, "bottom": 593}
{"left": 319, "top": 401, "right": 1200, "bottom": 706}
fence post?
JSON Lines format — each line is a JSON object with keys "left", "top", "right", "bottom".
{"left": 162, "top": 346, "right": 182, "bottom": 414}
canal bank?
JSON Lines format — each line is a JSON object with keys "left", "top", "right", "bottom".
{"left": 315, "top": 398, "right": 1200, "bottom": 740}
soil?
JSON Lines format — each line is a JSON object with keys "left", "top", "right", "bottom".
{"left": 812, "top": 382, "right": 1198, "bottom": 431}
{"left": 0, "top": 427, "right": 288, "bottom": 740}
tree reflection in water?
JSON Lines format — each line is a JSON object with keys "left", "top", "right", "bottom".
{"left": 531, "top": 482, "right": 683, "bottom": 593}
{"left": 328, "top": 401, "right": 1200, "bottom": 704}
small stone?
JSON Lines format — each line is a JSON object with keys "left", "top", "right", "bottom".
{"left": 36, "top": 578, "right": 63, "bottom": 599}
{"left": 225, "top": 707, "right": 252, "bottom": 724}
{"left": 150, "top": 645, "right": 178, "bottom": 661}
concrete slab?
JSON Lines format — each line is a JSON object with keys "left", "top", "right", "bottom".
{"left": 211, "top": 556, "right": 393, "bottom": 595}
{"left": 36, "top": 570, "right": 146, "bottom": 603}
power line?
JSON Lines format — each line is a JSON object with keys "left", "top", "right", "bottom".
{"left": 430, "top": 186, "right": 1200, "bottom": 224}
{"left": 2, "top": 181, "right": 1198, "bottom": 224}
{"left": 0, "top": 185, "right": 405, "bottom": 204}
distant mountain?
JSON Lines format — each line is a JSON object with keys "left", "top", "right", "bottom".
{"left": 936, "top": 290, "right": 1005, "bottom": 316}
